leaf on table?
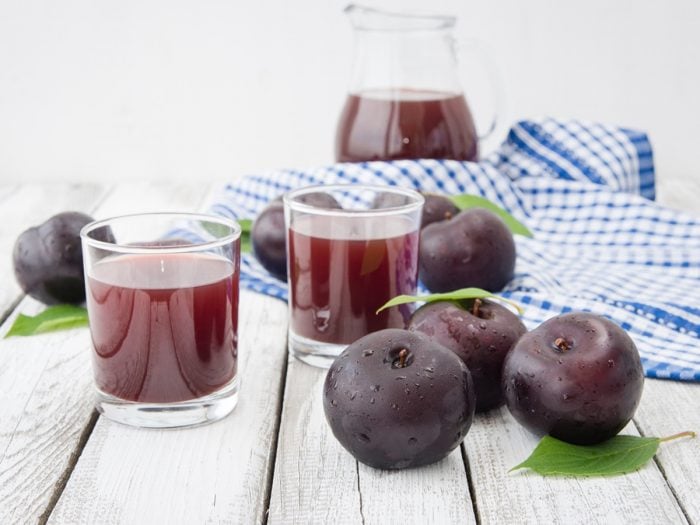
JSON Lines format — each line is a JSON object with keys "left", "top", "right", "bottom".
{"left": 449, "top": 194, "right": 533, "bottom": 237}
{"left": 510, "top": 432, "right": 696, "bottom": 477}
{"left": 5, "top": 305, "right": 89, "bottom": 338}
{"left": 376, "top": 287, "right": 522, "bottom": 314}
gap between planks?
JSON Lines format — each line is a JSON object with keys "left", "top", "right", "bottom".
{"left": 0, "top": 295, "right": 23, "bottom": 329}
{"left": 38, "top": 410, "right": 99, "bottom": 525}
{"left": 461, "top": 443, "right": 481, "bottom": 525}
{"left": 633, "top": 418, "right": 693, "bottom": 525}
{"left": 262, "top": 331, "right": 291, "bottom": 525}
{"left": 632, "top": 378, "right": 700, "bottom": 523}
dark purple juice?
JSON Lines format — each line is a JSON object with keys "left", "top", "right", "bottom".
{"left": 335, "top": 89, "right": 478, "bottom": 162}
{"left": 288, "top": 215, "right": 419, "bottom": 345}
{"left": 87, "top": 252, "right": 239, "bottom": 403}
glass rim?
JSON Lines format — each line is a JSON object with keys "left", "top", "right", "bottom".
{"left": 80, "top": 211, "right": 241, "bottom": 255}
{"left": 345, "top": 4, "right": 456, "bottom": 32}
{"left": 283, "top": 184, "right": 425, "bottom": 218}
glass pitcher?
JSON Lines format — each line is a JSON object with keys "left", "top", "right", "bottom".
{"left": 335, "top": 4, "right": 501, "bottom": 163}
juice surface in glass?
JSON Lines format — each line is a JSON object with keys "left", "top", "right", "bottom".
{"left": 288, "top": 214, "right": 419, "bottom": 345}
{"left": 87, "top": 252, "right": 238, "bottom": 403}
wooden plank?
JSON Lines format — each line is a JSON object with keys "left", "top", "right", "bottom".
{"left": 634, "top": 379, "right": 700, "bottom": 523}
{"left": 464, "top": 407, "right": 688, "bottom": 525}
{"left": 48, "top": 290, "right": 288, "bottom": 524}
{"left": 357, "top": 452, "right": 475, "bottom": 524}
{"left": 0, "top": 299, "right": 94, "bottom": 524}
{"left": 268, "top": 359, "right": 363, "bottom": 525}
{"left": 0, "top": 182, "right": 211, "bottom": 523}
{"left": 267, "top": 358, "right": 476, "bottom": 525}
{"left": 0, "top": 182, "right": 107, "bottom": 319}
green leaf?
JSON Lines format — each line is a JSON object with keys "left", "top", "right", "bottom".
{"left": 510, "top": 432, "right": 696, "bottom": 477}
{"left": 238, "top": 219, "right": 253, "bottom": 254}
{"left": 376, "top": 287, "right": 522, "bottom": 314}
{"left": 5, "top": 305, "right": 89, "bottom": 338}
{"left": 200, "top": 220, "right": 230, "bottom": 238}
{"left": 240, "top": 231, "right": 251, "bottom": 254}
{"left": 200, "top": 218, "right": 251, "bottom": 253}
{"left": 238, "top": 219, "right": 252, "bottom": 232}
{"left": 449, "top": 194, "right": 533, "bottom": 237}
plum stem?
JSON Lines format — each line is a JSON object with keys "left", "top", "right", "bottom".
{"left": 398, "top": 348, "right": 408, "bottom": 368}
{"left": 659, "top": 430, "right": 696, "bottom": 443}
{"left": 554, "top": 337, "right": 570, "bottom": 352}
{"left": 472, "top": 298, "right": 482, "bottom": 317}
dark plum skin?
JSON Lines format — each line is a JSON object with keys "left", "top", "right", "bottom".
{"left": 408, "top": 299, "right": 526, "bottom": 412}
{"left": 323, "top": 329, "right": 475, "bottom": 470}
{"left": 251, "top": 202, "right": 286, "bottom": 280}
{"left": 371, "top": 191, "right": 408, "bottom": 210}
{"left": 252, "top": 193, "right": 341, "bottom": 280}
{"left": 373, "top": 191, "right": 458, "bottom": 229}
{"left": 296, "top": 192, "right": 342, "bottom": 209}
{"left": 419, "top": 208, "right": 515, "bottom": 293}
{"left": 421, "top": 193, "right": 460, "bottom": 229}
{"left": 13, "top": 211, "right": 102, "bottom": 304}
{"left": 502, "top": 312, "right": 644, "bottom": 445}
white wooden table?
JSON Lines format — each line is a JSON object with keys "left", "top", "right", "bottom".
{"left": 0, "top": 181, "right": 698, "bottom": 525}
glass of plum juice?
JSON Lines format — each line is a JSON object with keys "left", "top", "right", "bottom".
{"left": 80, "top": 212, "right": 241, "bottom": 428}
{"left": 284, "top": 185, "right": 424, "bottom": 367}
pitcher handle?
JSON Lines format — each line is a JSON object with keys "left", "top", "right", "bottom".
{"left": 457, "top": 38, "right": 505, "bottom": 141}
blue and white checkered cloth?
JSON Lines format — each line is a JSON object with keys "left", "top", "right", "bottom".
{"left": 209, "top": 118, "right": 700, "bottom": 382}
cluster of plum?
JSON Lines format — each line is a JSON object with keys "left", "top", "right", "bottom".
{"left": 312, "top": 193, "right": 645, "bottom": 471}
{"left": 252, "top": 191, "right": 517, "bottom": 294}
{"left": 324, "top": 309, "right": 644, "bottom": 470}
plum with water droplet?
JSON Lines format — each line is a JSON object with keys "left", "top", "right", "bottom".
{"left": 13, "top": 211, "right": 108, "bottom": 304}
{"left": 323, "top": 328, "right": 475, "bottom": 469}
{"left": 408, "top": 298, "right": 526, "bottom": 412}
{"left": 502, "top": 312, "right": 644, "bottom": 445}
{"left": 252, "top": 192, "right": 341, "bottom": 280}
{"left": 419, "top": 208, "right": 515, "bottom": 292}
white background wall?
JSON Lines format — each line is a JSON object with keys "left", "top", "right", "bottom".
{"left": 1, "top": 0, "right": 699, "bottom": 204}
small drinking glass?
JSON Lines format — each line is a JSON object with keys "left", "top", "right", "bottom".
{"left": 80, "top": 212, "right": 241, "bottom": 428}
{"left": 284, "top": 185, "right": 424, "bottom": 367}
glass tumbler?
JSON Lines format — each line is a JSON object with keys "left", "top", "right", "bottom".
{"left": 284, "top": 185, "right": 424, "bottom": 367}
{"left": 80, "top": 212, "right": 241, "bottom": 428}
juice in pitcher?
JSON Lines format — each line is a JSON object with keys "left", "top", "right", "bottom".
{"left": 336, "top": 88, "right": 478, "bottom": 162}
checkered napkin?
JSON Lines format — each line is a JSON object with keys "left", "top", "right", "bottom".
{"left": 208, "top": 118, "right": 700, "bottom": 382}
